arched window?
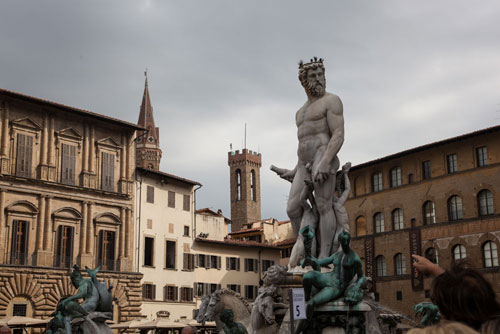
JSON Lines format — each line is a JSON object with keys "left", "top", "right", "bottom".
{"left": 372, "top": 172, "right": 383, "bottom": 192}
{"left": 236, "top": 169, "right": 242, "bottom": 201}
{"left": 392, "top": 208, "right": 404, "bottom": 231}
{"left": 376, "top": 256, "right": 387, "bottom": 277}
{"left": 423, "top": 201, "right": 436, "bottom": 225}
{"left": 452, "top": 244, "right": 466, "bottom": 261}
{"left": 394, "top": 253, "right": 406, "bottom": 275}
{"left": 250, "top": 170, "right": 256, "bottom": 201}
{"left": 425, "top": 248, "right": 439, "bottom": 265}
{"left": 478, "top": 190, "right": 494, "bottom": 216}
{"left": 355, "top": 216, "right": 367, "bottom": 237}
{"left": 448, "top": 196, "right": 463, "bottom": 221}
{"left": 483, "top": 241, "right": 498, "bottom": 268}
{"left": 374, "top": 212, "right": 385, "bottom": 233}
{"left": 390, "top": 167, "right": 402, "bottom": 188}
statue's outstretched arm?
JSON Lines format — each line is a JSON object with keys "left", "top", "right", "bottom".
{"left": 62, "top": 283, "right": 88, "bottom": 305}
{"left": 270, "top": 164, "right": 296, "bottom": 183}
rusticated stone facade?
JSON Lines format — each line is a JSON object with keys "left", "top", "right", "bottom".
{"left": 0, "top": 88, "right": 143, "bottom": 323}
{"left": 346, "top": 125, "right": 500, "bottom": 317}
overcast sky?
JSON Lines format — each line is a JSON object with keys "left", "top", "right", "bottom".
{"left": 1, "top": 1, "right": 499, "bottom": 221}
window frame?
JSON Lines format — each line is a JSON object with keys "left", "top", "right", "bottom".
{"left": 476, "top": 146, "right": 488, "bottom": 167}
{"left": 392, "top": 208, "right": 404, "bottom": 231}
{"left": 483, "top": 241, "right": 498, "bottom": 268}
{"left": 143, "top": 236, "right": 155, "bottom": 267}
{"left": 372, "top": 172, "right": 383, "bottom": 192}
{"left": 375, "top": 255, "right": 387, "bottom": 277}
{"left": 390, "top": 167, "right": 402, "bottom": 188}
{"left": 165, "top": 240, "right": 176, "bottom": 269}
{"left": 394, "top": 253, "right": 406, "bottom": 276}
{"left": 448, "top": 195, "right": 463, "bottom": 221}
{"left": 452, "top": 244, "right": 467, "bottom": 262}
{"left": 422, "top": 160, "right": 431, "bottom": 180}
{"left": 374, "top": 212, "right": 385, "bottom": 233}
{"left": 423, "top": 201, "right": 436, "bottom": 225}
{"left": 478, "top": 189, "right": 494, "bottom": 216}
{"left": 447, "top": 154, "right": 458, "bottom": 174}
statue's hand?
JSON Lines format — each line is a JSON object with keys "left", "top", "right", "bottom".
{"left": 312, "top": 161, "right": 330, "bottom": 183}
{"left": 413, "top": 302, "right": 441, "bottom": 326}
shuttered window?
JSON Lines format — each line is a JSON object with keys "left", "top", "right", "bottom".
{"left": 61, "top": 144, "right": 76, "bottom": 185}
{"left": 142, "top": 284, "right": 156, "bottom": 300}
{"left": 183, "top": 253, "right": 195, "bottom": 270}
{"left": 183, "top": 195, "right": 190, "bottom": 211}
{"left": 97, "top": 230, "right": 115, "bottom": 270}
{"left": 164, "top": 285, "right": 178, "bottom": 301}
{"left": 55, "top": 225, "right": 74, "bottom": 268}
{"left": 180, "top": 287, "right": 194, "bottom": 302}
{"left": 101, "top": 152, "right": 115, "bottom": 191}
{"left": 168, "top": 191, "right": 175, "bottom": 208}
{"left": 15, "top": 134, "right": 33, "bottom": 178}
{"left": 146, "top": 186, "right": 154, "bottom": 203}
{"left": 10, "top": 220, "right": 29, "bottom": 265}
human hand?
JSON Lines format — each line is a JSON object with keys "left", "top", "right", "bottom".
{"left": 412, "top": 254, "right": 444, "bottom": 277}
{"left": 312, "top": 162, "right": 330, "bottom": 183}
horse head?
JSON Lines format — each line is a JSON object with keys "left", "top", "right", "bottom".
{"left": 205, "top": 292, "right": 221, "bottom": 321}
{"left": 196, "top": 294, "right": 210, "bottom": 324}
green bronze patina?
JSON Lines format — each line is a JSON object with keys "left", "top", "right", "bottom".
{"left": 51, "top": 265, "right": 113, "bottom": 334}
{"left": 220, "top": 309, "right": 248, "bottom": 334}
{"left": 414, "top": 302, "right": 441, "bottom": 326}
{"left": 301, "top": 229, "right": 365, "bottom": 319}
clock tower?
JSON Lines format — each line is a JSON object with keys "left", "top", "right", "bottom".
{"left": 136, "top": 75, "right": 162, "bottom": 170}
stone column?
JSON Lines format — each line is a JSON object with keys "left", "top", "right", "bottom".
{"left": 40, "top": 114, "right": 48, "bottom": 165}
{"left": 47, "top": 117, "right": 55, "bottom": 181}
{"left": 0, "top": 190, "right": 6, "bottom": 262}
{"left": 126, "top": 134, "right": 131, "bottom": 179}
{"left": 1, "top": 102, "right": 9, "bottom": 156}
{"left": 120, "top": 135, "right": 126, "bottom": 180}
{"left": 89, "top": 126, "right": 95, "bottom": 173}
{"left": 43, "top": 197, "right": 52, "bottom": 252}
{"left": 82, "top": 124, "right": 88, "bottom": 173}
{"left": 36, "top": 195, "right": 45, "bottom": 251}
{"left": 119, "top": 207, "right": 125, "bottom": 258}
{"left": 125, "top": 208, "right": 131, "bottom": 258}
{"left": 86, "top": 203, "right": 94, "bottom": 256}
{"left": 80, "top": 202, "right": 87, "bottom": 255}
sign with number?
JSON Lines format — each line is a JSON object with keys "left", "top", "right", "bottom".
{"left": 291, "top": 288, "right": 307, "bottom": 320}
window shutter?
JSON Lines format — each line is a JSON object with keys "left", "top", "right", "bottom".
{"left": 56, "top": 226, "right": 63, "bottom": 265}
{"left": 69, "top": 145, "right": 76, "bottom": 184}
{"left": 152, "top": 285, "right": 156, "bottom": 299}
{"left": 207, "top": 255, "right": 211, "bottom": 269}
{"left": 254, "top": 286, "right": 258, "bottom": 298}
{"left": 193, "top": 283, "right": 197, "bottom": 296}
{"left": 142, "top": 284, "right": 146, "bottom": 298}
{"left": 237, "top": 258, "right": 240, "bottom": 271}
{"left": 226, "top": 257, "right": 230, "bottom": 270}
{"left": 25, "top": 136, "right": 33, "bottom": 177}
{"left": 189, "top": 288, "right": 193, "bottom": 301}
{"left": 183, "top": 253, "right": 188, "bottom": 270}
{"left": 254, "top": 259, "right": 258, "bottom": 273}
{"left": 244, "top": 258, "right": 248, "bottom": 272}
{"left": 217, "top": 256, "right": 221, "bottom": 269}
{"left": 204, "top": 283, "right": 209, "bottom": 295}
{"left": 237, "top": 285, "right": 241, "bottom": 294}
{"left": 174, "top": 287, "right": 178, "bottom": 301}
{"left": 217, "top": 284, "right": 221, "bottom": 290}
{"left": 108, "top": 154, "right": 114, "bottom": 190}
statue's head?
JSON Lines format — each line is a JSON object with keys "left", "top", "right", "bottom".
{"left": 70, "top": 265, "right": 82, "bottom": 287}
{"left": 338, "top": 231, "right": 351, "bottom": 251}
{"left": 298, "top": 57, "right": 326, "bottom": 98}
{"left": 262, "top": 264, "right": 287, "bottom": 286}
{"left": 220, "top": 309, "right": 234, "bottom": 324}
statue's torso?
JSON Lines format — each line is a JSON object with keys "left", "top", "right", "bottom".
{"left": 296, "top": 92, "right": 340, "bottom": 164}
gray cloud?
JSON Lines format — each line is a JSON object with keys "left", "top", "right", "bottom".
{"left": 1, "top": 0, "right": 499, "bottom": 220}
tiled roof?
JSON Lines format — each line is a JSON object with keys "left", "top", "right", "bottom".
{"left": 274, "top": 238, "right": 296, "bottom": 246}
{"left": 194, "top": 238, "right": 281, "bottom": 249}
{"left": 351, "top": 125, "right": 500, "bottom": 171}
{"left": 0, "top": 88, "right": 145, "bottom": 130}
{"left": 278, "top": 220, "right": 291, "bottom": 225}
{"left": 228, "top": 228, "right": 263, "bottom": 235}
{"left": 137, "top": 167, "right": 201, "bottom": 186}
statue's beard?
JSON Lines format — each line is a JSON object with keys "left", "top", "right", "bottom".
{"left": 305, "top": 80, "right": 325, "bottom": 97}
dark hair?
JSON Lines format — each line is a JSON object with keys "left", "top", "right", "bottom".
{"left": 431, "top": 260, "right": 500, "bottom": 330}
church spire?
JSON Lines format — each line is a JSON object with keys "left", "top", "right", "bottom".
{"left": 136, "top": 72, "right": 162, "bottom": 170}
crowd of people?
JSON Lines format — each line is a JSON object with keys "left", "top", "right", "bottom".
{"left": 409, "top": 255, "right": 500, "bottom": 334}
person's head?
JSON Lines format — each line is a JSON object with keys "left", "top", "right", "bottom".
{"left": 220, "top": 309, "right": 234, "bottom": 324}
{"left": 298, "top": 57, "right": 326, "bottom": 98}
{"left": 338, "top": 231, "right": 351, "bottom": 252}
{"left": 181, "top": 325, "right": 198, "bottom": 334}
{"left": 408, "top": 321, "right": 478, "bottom": 334}
{"left": 431, "top": 261, "right": 500, "bottom": 330}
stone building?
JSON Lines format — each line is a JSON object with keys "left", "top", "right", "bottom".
{"left": 228, "top": 149, "right": 262, "bottom": 231}
{"left": 346, "top": 125, "right": 500, "bottom": 317}
{"left": 0, "top": 88, "right": 142, "bottom": 324}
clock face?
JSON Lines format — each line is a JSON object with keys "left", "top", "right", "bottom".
{"left": 148, "top": 136, "right": 154, "bottom": 143}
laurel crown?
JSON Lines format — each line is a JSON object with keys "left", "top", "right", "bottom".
{"left": 299, "top": 57, "right": 324, "bottom": 69}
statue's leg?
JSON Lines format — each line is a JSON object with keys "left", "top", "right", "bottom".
{"left": 314, "top": 176, "right": 336, "bottom": 259}
{"left": 302, "top": 271, "right": 329, "bottom": 301}
{"left": 286, "top": 165, "right": 307, "bottom": 235}
{"left": 63, "top": 316, "right": 72, "bottom": 334}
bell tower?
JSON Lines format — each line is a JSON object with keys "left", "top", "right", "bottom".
{"left": 136, "top": 74, "right": 162, "bottom": 170}
{"left": 228, "top": 148, "right": 262, "bottom": 231}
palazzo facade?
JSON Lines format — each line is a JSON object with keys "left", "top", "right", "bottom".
{"left": 0, "top": 88, "right": 143, "bottom": 324}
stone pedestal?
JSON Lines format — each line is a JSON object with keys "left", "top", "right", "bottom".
{"left": 78, "top": 253, "right": 95, "bottom": 268}
{"left": 314, "top": 300, "right": 371, "bottom": 334}
{"left": 36, "top": 250, "right": 55, "bottom": 266}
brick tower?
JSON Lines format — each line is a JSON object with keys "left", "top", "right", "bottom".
{"left": 228, "top": 148, "right": 262, "bottom": 231}
{"left": 136, "top": 75, "right": 162, "bottom": 170}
